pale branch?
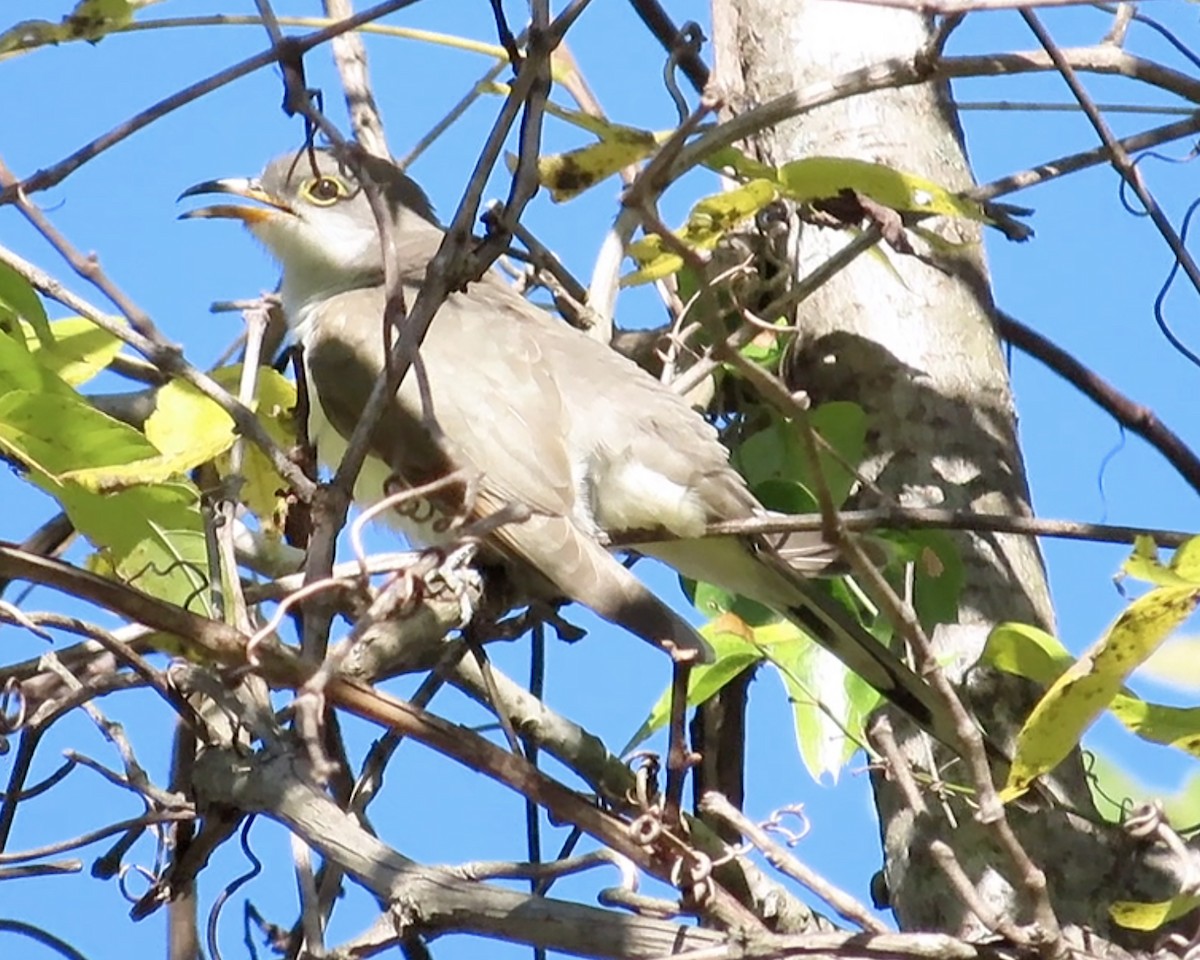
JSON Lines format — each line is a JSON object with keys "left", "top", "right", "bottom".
{"left": 0, "top": 813, "right": 193, "bottom": 867}
{"left": 194, "top": 744, "right": 726, "bottom": 958}
{"left": 842, "top": 0, "right": 1114, "bottom": 12}
{"left": 673, "top": 46, "right": 1200, "bottom": 185}
{"left": 968, "top": 113, "right": 1200, "bottom": 203}
{"left": 699, "top": 793, "right": 889, "bottom": 935}
{"left": 323, "top": 0, "right": 391, "bottom": 159}
{"left": 696, "top": 509, "right": 1193, "bottom": 549}
{"left": 997, "top": 311, "right": 1200, "bottom": 498}
{"left": 0, "top": 545, "right": 760, "bottom": 929}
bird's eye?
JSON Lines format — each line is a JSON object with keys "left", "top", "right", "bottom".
{"left": 302, "top": 176, "right": 347, "bottom": 205}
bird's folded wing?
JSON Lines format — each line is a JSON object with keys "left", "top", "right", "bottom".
{"left": 304, "top": 285, "right": 712, "bottom": 660}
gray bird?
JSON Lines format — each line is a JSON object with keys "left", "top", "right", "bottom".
{"left": 182, "top": 148, "right": 959, "bottom": 747}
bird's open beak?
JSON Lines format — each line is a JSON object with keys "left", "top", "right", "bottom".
{"left": 177, "top": 177, "right": 293, "bottom": 223}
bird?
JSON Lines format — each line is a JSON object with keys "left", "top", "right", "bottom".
{"left": 180, "top": 146, "right": 961, "bottom": 748}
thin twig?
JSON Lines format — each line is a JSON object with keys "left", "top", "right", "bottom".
{"left": 1021, "top": 11, "right": 1200, "bottom": 313}
{"left": 699, "top": 792, "right": 889, "bottom": 934}
{"left": 0, "top": 0, "right": 425, "bottom": 204}
{"left": 998, "top": 311, "right": 1200, "bottom": 498}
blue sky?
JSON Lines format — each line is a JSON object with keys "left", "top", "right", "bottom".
{"left": 3, "top": 2, "right": 1200, "bottom": 958}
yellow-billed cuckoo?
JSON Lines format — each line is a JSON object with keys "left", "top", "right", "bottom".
{"left": 181, "top": 148, "right": 959, "bottom": 747}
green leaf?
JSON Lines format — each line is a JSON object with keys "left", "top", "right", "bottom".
{"left": 883, "top": 529, "right": 964, "bottom": 631}
{"left": 23, "top": 316, "right": 124, "bottom": 386}
{"left": 982, "top": 622, "right": 1073, "bottom": 686}
{"left": 0, "top": 0, "right": 136, "bottom": 53}
{"left": 751, "top": 479, "right": 817, "bottom": 516}
{"left": 0, "top": 328, "right": 75, "bottom": 396}
{"left": 624, "top": 616, "right": 764, "bottom": 752}
{"left": 802, "top": 402, "right": 867, "bottom": 507}
{"left": 701, "top": 147, "right": 777, "bottom": 183}
{"left": 63, "top": 482, "right": 210, "bottom": 614}
{"left": 1001, "top": 584, "right": 1200, "bottom": 801}
{"left": 0, "top": 264, "right": 49, "bottom": 347}
{"left": 765, "top": 618, "right": 877, "bottom": 780}
{"left": 777, "top": 157, "right": 989, "bottom": 223}
{"left": 1110, "top": 895, "right": 1200, "bottom": 931}
{"left": 734, "top": 403, "right": 866, "bottom": 508}
{"left": 623, "top": 180, "right": 779, "bottom": 286}
{"left": 738, "top": 318, "right": 792, "bottom": 369}
{"left": 0, "top": 390, "right": 159, "bottom": 477}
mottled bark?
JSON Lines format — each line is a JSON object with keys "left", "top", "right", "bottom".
{"left": 710, "top": 0, "right": 1178, "bottom": 938}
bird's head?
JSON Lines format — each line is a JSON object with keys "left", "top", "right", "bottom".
{"left": 180, "top": 148, "right": 438, "bottom": 304}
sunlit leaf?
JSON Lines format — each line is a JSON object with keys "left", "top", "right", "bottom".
{"left": 765, "top": 618, "right": 876, "bottom": 780}
{"left": 1001, "top": 584, "right": 1200, "bottom": 801}
{"left": 1169, "top": 536, "right": 1200, "bottom": 582}
{"left": 211, "top": 366, "right": 296, "bottom": 534}
{"left": 0, "top": 390, "right": 159, "bottom": 477}
{"left": 0, "top": 262, "right": 49, "bottom": 346}
{"left": 1108, "top": 697, "right": 1200, "bottom": 758}
{"left": 1110, "top": 895, "right": 1200, "bottom": 931}
{"left": 0, "top": 328, "right": 75, "bottom": 395}
{"left": 982, "top": 622, "right": 1073, "bottom": 686}
{"left": 538, "top": 139, "right": 658, "bottom": 202}
{"left": 0, "top": 0, "right": 136, "bottom": 54}
{"left": 986, "top": 623, "right": 1200, "bottom": 758}
{"left": 22, "top": 316, "right": 124, "bottom": 386}
{"left": 624, "top": 615, "right": 763, "bottom": 751}
{"left": 777, "top": 157, "right": 989, "bottom": 223}
{"left": 623, "top": 180, "right": 779, "bottom": 285}
{"left": 1120, "top": 534, "right": 1197, "bottom": 587}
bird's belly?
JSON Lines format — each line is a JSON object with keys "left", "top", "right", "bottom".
{"left": 306, "top": 390, "right": 452, "bottom": 546}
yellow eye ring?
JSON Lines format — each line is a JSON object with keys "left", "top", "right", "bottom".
{"left": 301, "top": 175, "right": 348, "bottom": 206}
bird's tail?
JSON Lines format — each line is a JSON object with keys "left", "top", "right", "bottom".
{"left": 764, "top": 552, "right": 963, "bottom": 750}
{"left": 644, "top": 535, "right": 962, "bottom": 749}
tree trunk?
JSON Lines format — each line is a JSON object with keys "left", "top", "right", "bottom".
{"left": 710, "top": 0, "right": 1178, "bottom": 939}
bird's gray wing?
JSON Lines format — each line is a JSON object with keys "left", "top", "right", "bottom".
{"left": 483, "top": 286, "right": 960, "bottom": 746}
{"left": 304, "top": 280, "right": 713, "bottom": 661}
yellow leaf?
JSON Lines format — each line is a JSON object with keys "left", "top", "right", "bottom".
{"left": 1169, "top": 535, "right": 1200, "bottom": 583}
{"left": 1108, "top": 695, "right": 1200, "bottom": 758}
{"left": 212, "top": 366, "right": 297, "bottom": 533}
{"left": 22, "top": 316, "right": 124, "bottom": 386}
{"left": 1001, "top": 585, "right": 1200, "bottom": 801}
{"left": 0, "top": 0, "right": 135, "bottom": 53}
{"left": 1110, "top": 895, "right": 1200, "bottom": 930}
{"left": 68, "top": 379, "right": 236, "bottom": 491}
{"left": 623, "top": 180, "right": 779, "bottom": 286}
{"left": 1120, "top": 535, "right": 1194, "bottom": 587}
{"left": 777, "top": 157, "right": 988, "bottom": 222}
{"left": 538, "top": 138, "right": 658, "bottom": 202}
